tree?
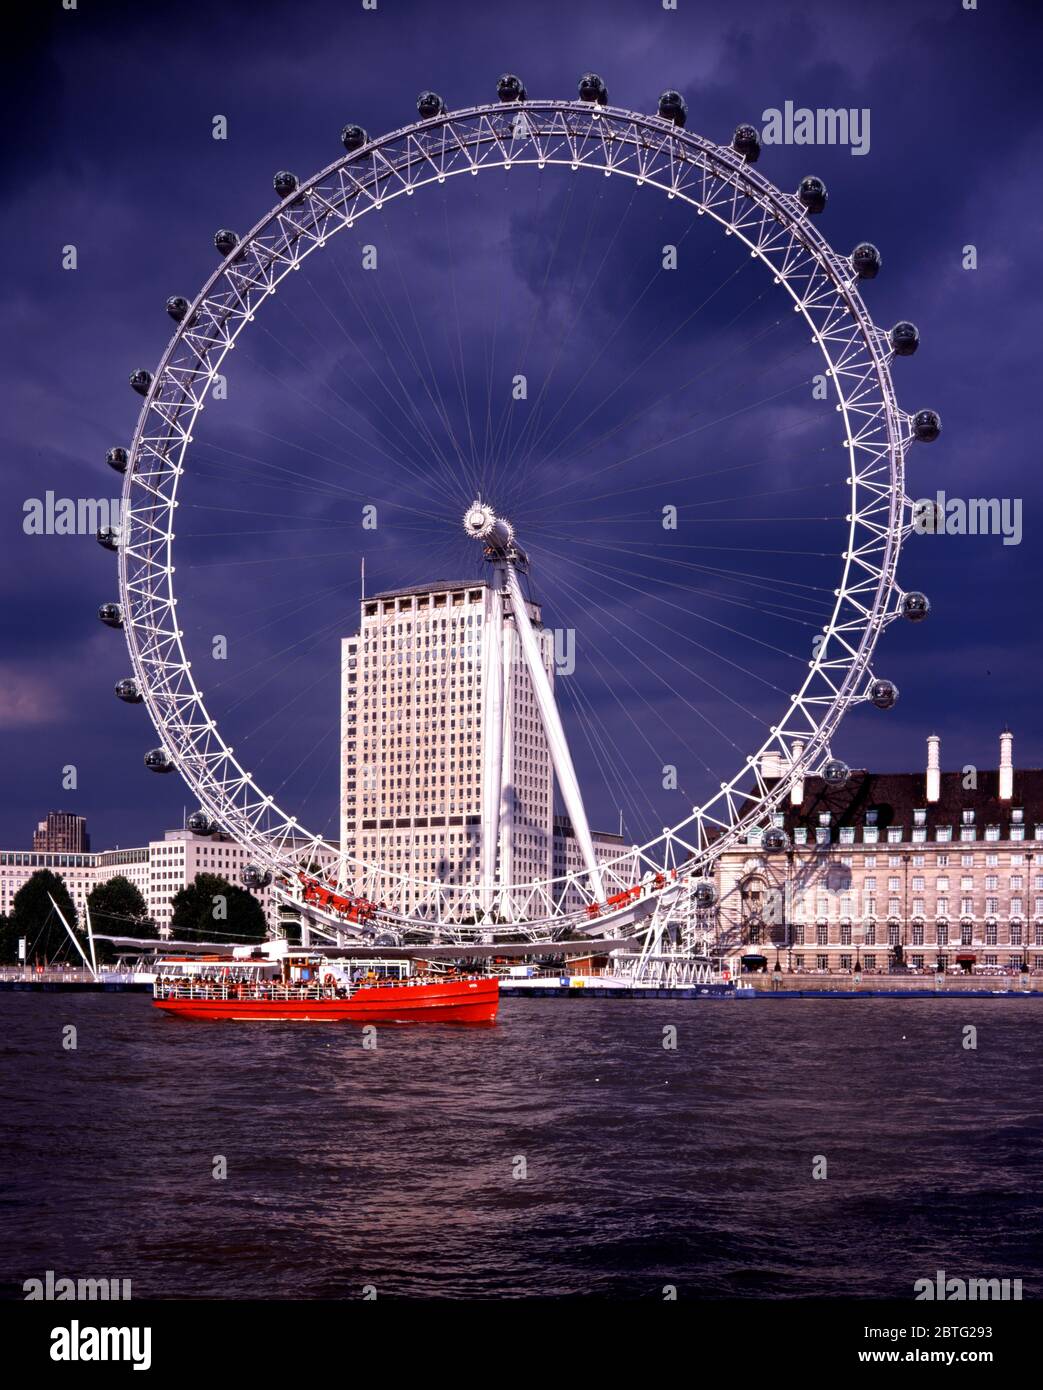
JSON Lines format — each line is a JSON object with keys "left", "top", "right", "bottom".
{"left": 0, "top": 914, "right": 14, "bottom": 965}
{"left": 170, "top": 872, "right": 267, "bottom": 942}
{"left": 86, "top": 875, "right": 156, "bottom": 964}
{"left": 87, "top": 876, "right": 155, "bottom": 937}
{"left": 9, "top": 870, "right": 79, "bottom": 964}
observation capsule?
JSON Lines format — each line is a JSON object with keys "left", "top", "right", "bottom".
{"left": 497, "top": 73, "right": 527, "bottom": 102}
{"left": 115, "top": 677, "right": 143, "bottom": 703}
{"left": 98, "top": 602, "right": 123, "bottom": 629}
{"left": 658, "top": 90, "right": 687, "bottom": 127}
{"left": 242, "top": 863, "right": 272, "bottom": 890}
{"left": 798, "top": 175, "right": 827, "bottom": 213}
{"left": 912, "top": 409, "right": 941, "bottom": 443}
{"left": 107, "top": 446, "right": 129, "bottom": 474}
{"left": 870, "top": 679, "right": 899, "bottom": 710}
{"left": 694, "top": 880, "right": 717, "bottom": 908}
{"left": 144, "top": 747, "right": 174, "bottom": 773}
{"left": 188, "top": 810, "right": 215, "bottom": 834}
{"left": 732, "top": 123, "right": 761, "bottom": 162}
{"left": 762, "top": 826, "right": 789, "bottom": 852}
{"left": 166, "top": 296, "right": 189, "bottom": 322}
{"left": 578, "top": 73, "right": 608, "bottom": 104}
{"left": 129, "top": 369, "right": 152, "bottom": 396}
{"left": 823, "top": 758, "right": 851, "bottom": 785}
{"left": 890, "top": 321, "right": 919, "bottom": 357}
{"left": 273, "top": 170, "right": 298, "bottom": 199}
{"left": 214, "top": 228, "right": 239, "bottom": 257}
{"left": 417, "top": 91, "right": 446, "bottom": 119}
{"left": 901, "top": 590, "right": 931, "bottom": 622}
{"left": 96, "top": 525, "right": 120, "bottom": 552}
{"left": 851, "top": 242, "right": 881, "bottom": 279}
{"left": 340, "top": 124, "right": 368, "bottom": 151}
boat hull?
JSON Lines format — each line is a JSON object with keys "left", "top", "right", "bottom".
{"left": 153, "top": 977, "right": 499, "bottom": 1024}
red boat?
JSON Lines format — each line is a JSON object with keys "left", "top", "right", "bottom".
{"left": 152, "top": 954, "right": 498, "bottom": 1024}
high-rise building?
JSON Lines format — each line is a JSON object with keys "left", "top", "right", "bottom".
{"left": 33, "top": 812, "right": 89, "bottom": 854}
{"left": 340, "top": 579, "right": 556, "bottom": 914}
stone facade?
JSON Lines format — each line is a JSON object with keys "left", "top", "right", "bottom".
{"left": 716, "top": 732, "right": 1043, "bottom": 973}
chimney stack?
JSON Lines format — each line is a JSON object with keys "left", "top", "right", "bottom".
{"left": 999, "top": 728, "right": 1014, "bottom": 801}
{"left": 790, "top": 740, "right": 805, "bottom": 806}
{"left": 926, "top": 734, "right": 941, "bottom": 803}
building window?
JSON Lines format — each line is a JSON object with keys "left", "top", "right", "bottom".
{"left": 912, "top": 923, "right": 924, "bottom": 945}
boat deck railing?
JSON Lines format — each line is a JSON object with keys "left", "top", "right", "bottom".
{"left": 155, "top": 980, "right": 345, "bottom": 1001}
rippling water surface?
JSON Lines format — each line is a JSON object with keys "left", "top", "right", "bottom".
{"left": 2, "top": 994, "right": 1041, "bottom": 1299}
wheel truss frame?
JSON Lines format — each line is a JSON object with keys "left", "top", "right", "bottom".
{"left": 117, "top": 98, "right": 919, "bottom": 937}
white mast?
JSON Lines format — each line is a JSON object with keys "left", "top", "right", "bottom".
{"left": 479, "top": 570, "right": 506, "bottom": 920}
{"left": 464, "top": 501, "right": 605, "bottom": 906}
{"left": 499, "top": 616, "right": 516, "bottom": 897}
{"left": 84, "top": 900, "right": 99, "bottom": 977}
{"left": 48, "top": 894, "right": 97, "bottom": 980}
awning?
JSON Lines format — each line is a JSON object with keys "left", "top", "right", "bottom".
{"left": 955, "top": 953, "right": 977, "bottom": 962}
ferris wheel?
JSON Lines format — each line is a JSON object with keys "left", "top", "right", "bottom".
{"left": 96, "top": 74, "right": 938, "bottom": 946}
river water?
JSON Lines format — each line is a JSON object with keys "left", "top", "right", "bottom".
{"left": 2, "top": 994, "right": 1041, "bottom": 1299}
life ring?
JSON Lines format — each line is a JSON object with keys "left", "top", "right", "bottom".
{"left": 722, "top": 968, "right": 730, "bottom": 982}
{"left": 323, "top": 973, "right": 336, "bottom": 988}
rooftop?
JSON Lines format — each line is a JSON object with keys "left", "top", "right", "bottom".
{"left": 782, "top": 767, "right": 1043, "bottom": 831}
{"left": 368, "top": 579, "right": 487, "bottom": 602}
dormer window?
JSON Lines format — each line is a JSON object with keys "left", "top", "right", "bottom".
{"left": 962, "top": 809, "right": 975, "bottom": 825}
{"left": 865, "top": 809, "right": 878, "bottom": 826}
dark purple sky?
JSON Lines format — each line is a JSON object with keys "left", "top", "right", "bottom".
{"left": 4, "top": 0, "right": 1041, "bottom": 853}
